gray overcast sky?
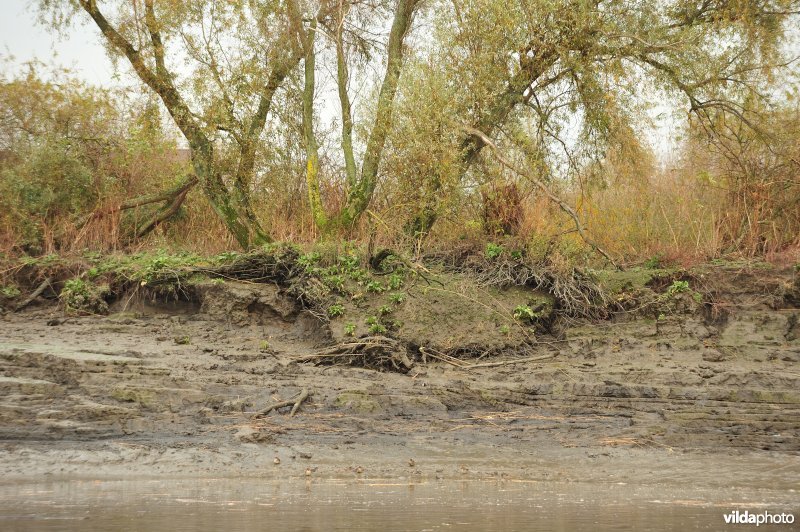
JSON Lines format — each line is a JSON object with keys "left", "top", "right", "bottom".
{"left": 0, "top": 0, "right": 117, "bottom": 85}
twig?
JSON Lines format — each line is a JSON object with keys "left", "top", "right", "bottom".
{"left": 15, "top": 277, "right": 52, "bottom": 312}
{"left": 253, "top": 388, "right": 312, "bottom": 418}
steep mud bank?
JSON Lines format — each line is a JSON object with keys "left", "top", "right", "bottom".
{"left": 0, "top": 262, "right": 798, "bottom": 487}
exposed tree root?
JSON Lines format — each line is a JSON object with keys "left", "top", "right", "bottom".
{"left": 296, "top": 336, "right": 414, "bottom": 371}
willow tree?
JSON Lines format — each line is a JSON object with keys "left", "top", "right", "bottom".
{"left": 293, "top": 0, "right": 423, "bottom": 231}
{"left": 39, "top": 0, "right": 313, "bottom": 248}
{"left": 390, "top": 0, "right": 800, "bottom": 234}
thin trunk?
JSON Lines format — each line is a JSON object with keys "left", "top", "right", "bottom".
{"left": 335, "top": 7, "right": 357, "bottom": 188}
{"left": 302, "top": 19, "right": 326, "bottom": 229}
{"left": 336, "top": 0, "right": 421, "bottom": 228}
{"left": 133, "top": 177, "right": 196, "bottom": 239}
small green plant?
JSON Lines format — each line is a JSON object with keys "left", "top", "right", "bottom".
{"left": 389, "top": 292, "right": 405, "bottom": 304}
{"left": 297, "top": 251, "right": 321, "bottom": 270}
{"left": 338, "top": 252, "right": 360, "bottom": 271}
{"left": 1, "top": 285, "right": 21, "bottom": 299}
{"left": 328, "top": 303, "right": 345, "bottom": 318}
{"left": 215, "top": 251, "right": 241, "bottom": 264}
{"left": 348, "top": 268, "right": 368, "bottom": 282}
{"left": 499, "top": 324, "right": 510, "bottom": 335}
{"left": 323, "top": 274, "right": 345, "bottom": 292}
{"left": 643, "top": 255, "right": 663, "bottom": 269}
{"left": 388, "top": 273, "right": 404, "bottom": 290}
{"left": 174, "top": 335, "right": 191, "bottom": 345}
{"left": 365, "top": 315, "right": 387, "bottom": 334}
{"left": 368, "top": 322, "right": 387, "bottom": 335}
{"left": 259, "top": 340, "right": 271, "bottom": 352}
{"left": 666, "top": 280, "right": 690, "bottom": 297}
{"left": 60, "top": 279, "right": 90, "bottom": 310}
{"left": 366, "top": 280, "right": 384, "bottom": 293}
{"left": 378, "top": 305, "right": 392, "bottom": 315}
{"left": 344, "top": 323, "right": 356, "bottom": 336}
{"left": 485, "top": 242, "right": 504, "bottom": 259}
{"left": 510, "top": 249, "right": 523, "bottom": 260}
{"left": 513, "top": 304, "right": 537, "bottom": 322}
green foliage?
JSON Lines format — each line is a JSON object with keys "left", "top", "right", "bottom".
{"left": 485, "top": 243, "right": 504, "bottom": 260}
{"left": 297, "top": 252, "right": 321, "bottom": 271}
{"left": 344, "top": 323, "right": 356, "bottom": 336}
{"left": 366, "top": 280, "right": 384, "bottom": 293}
{"left": 666, "top": 280, "right": 690, "bottom": 297}
{"left": 59, "top": 278, "right": 109, "bottom": 314}
{"left": 0, "top": 67, "right": 184, "bottom": 250}
{"left": 644, "top": 255, "right": 663, "bottom": 269}
{"left": 368, "top": 322, "right": 388, "bottom": 335}
{"left": 378, "top": 305, "right": 392, "bottom": 315}
{"left": 323, "top": 274, "right": 346, "bottom": 292}
{"left": 214, "top": 251, "right": 241, "bottom": 264}
{"left": 513, "top": 304, "right": 537, "bottom": 322}
{"left": 1, "top": 285, "right": 21, "bottom": 299}
{"left": 389, "top": 292, "right": 405, "bottom": 304}
{"left": 328, "top": 303, "right": 345, "bottom": 318}
{"left": 365, "top": 315, "right": 387, "bottom": 334}
{"left": 387, "top": 273, "right": 404, "bottom": 290}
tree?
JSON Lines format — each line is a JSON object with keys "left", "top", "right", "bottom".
{"left": 292, "top": 0, "right": 423, "bottom": 231}
{"left": 38, "top": 0, "right": 799, "bottom": 246}
{"left": 40, "top": 0, "right": 311, "bottom": 248}
{"left": 394, "top": 0, "right": 800, "bottom": 234}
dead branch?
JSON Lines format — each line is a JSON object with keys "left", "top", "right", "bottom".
{"left": 289, "top": 388, "right": 311, "bottom": 417}
{"left": 254, "top": 388, "right": 312, "bottom": 418}
{"left": 14, "top": 277, "right": 52, "bottom": 312}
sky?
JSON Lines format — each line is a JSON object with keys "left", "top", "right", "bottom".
{"left": 0, "top": 0, "right": 118, "bottom": 85}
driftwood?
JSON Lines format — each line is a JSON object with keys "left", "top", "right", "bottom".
{"left": 254, "top": 388, "right": 312, "bottom": 418}
{"left": 15, "top": 277, "right": 52, "bottom": 312}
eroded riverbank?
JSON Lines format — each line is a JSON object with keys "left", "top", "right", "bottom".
{"left": 1, "top": 261, "right": 799, "bottom": 490}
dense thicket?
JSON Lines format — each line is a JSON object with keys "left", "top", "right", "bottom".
{"left": 1, "top": 0, "right": 797, "bottom": 262}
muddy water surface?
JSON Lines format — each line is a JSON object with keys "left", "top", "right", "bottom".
{"left": 1, "top": 478, "right": 798, "bottom": 531}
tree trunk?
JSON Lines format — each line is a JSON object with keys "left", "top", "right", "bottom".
{"left": 334, "top": 0, "right": 421, "bottom": 229}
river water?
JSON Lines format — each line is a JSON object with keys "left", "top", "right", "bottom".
{"left": 0, "top": 478, "right": 797, "bottom": 531}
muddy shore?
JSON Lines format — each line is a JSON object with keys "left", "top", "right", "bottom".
{"left": 1, "top": 263, "right": 799, "bottom": 491}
